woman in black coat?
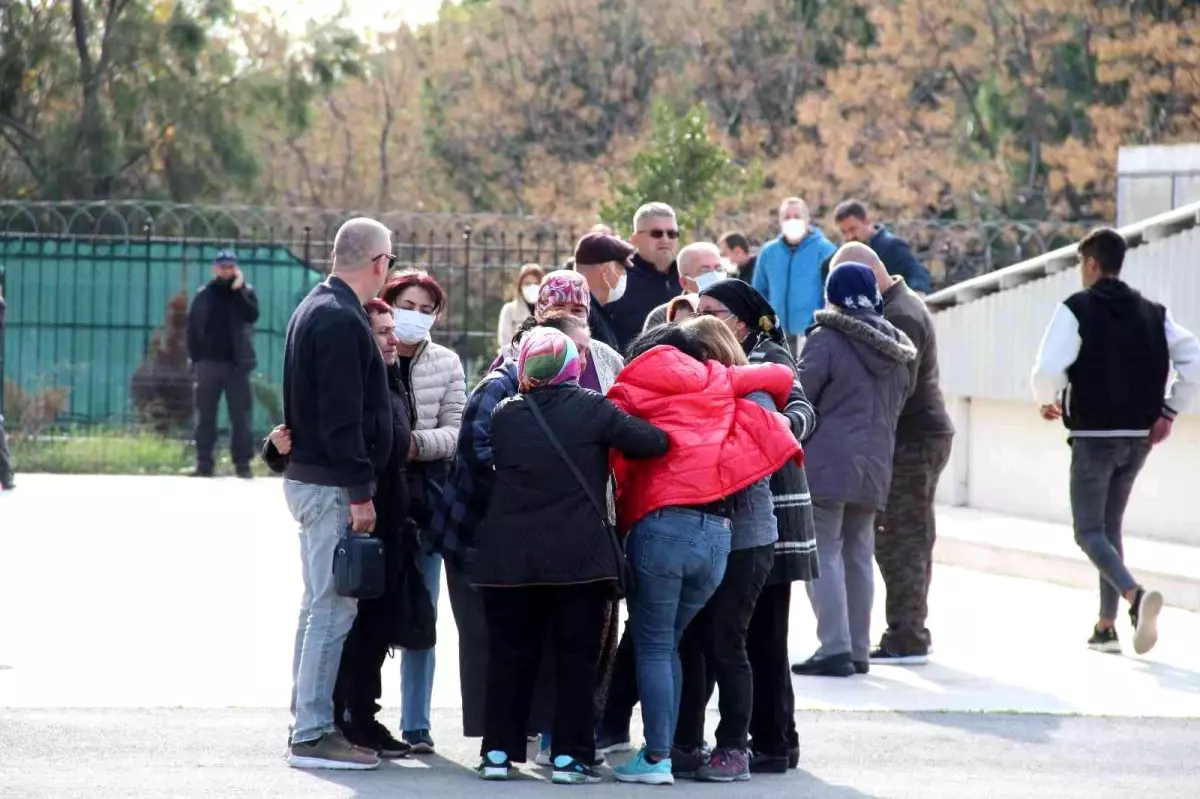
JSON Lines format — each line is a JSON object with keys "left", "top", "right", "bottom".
{"left": 262, "top": 299, "right": 415, "bottom": 758}
{"left": 697, "top": 279, "right": 819, "bottom": 773}
{"left": 472, "top": 327, "right": 668, "bottom": 785}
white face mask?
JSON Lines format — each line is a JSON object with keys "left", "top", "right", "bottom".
{"left": 604, "top": 271, "right": 627, "bottom": 304}
{"left": 521, "top": 284, "right": 540, "bottom": 304}
{"left": 693, "top": 270, "right": 725, "bottom": 293}
{"left": 392, "top": 308, "right": 436, "bottom": 344}
{"left": 781, "top": 218, "right": 808, "bottom": 243}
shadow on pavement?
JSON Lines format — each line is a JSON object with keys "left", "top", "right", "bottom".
{"left": 894, "top": 710, "right": 1061, "bottom": 746}
{"left": 794, "top": 770, "right": 885, "bottom": 798}
{"left": 1133, "top": 659, "right": 1200, "bottom": 694}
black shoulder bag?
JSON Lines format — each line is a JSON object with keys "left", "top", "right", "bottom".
{"left": 332, "top": 524, "right": 386, "bottom": 600}
{"left": 525, "top": 395, "right": 634, "bottom": 599}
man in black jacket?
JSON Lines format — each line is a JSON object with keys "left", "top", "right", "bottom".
{"left": 0, "top": 283, "right": 12, "bottom": 490}
{"left": 602, "top": 202, "right": 682, "bottom": 352}
{"left": 186, "top": 250, "right": 260, "bottom": 477}
{"left": 1033, "top": 227, "right": 1200, "bottom": 657}
{"left": 282, "top": 217, "right": 395, "bottom": 771}
{"left": 822, "top": 200, "right": 932, "bottom": 295}
{"left": 719, "top": 232, "right": 757, "bottom": 285}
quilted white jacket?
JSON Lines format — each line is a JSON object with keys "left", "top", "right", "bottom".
{"left": 405, "top": 339, "right": 466, "bottom": 462}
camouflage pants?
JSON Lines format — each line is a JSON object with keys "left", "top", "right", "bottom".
{"left": 875, "top": 436, "right": 953, "bottom": 654}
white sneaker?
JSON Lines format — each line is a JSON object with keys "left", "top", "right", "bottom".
{"left": 1132, "top": 588, "right": 1164, "bottom": 655}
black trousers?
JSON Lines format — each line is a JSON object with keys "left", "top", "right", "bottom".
{"left": 445, "top": 560, "right": 557, "bottom": 738}
{"left": 333, "top": 595, "right": 391, "bottom": 723}
{"left": 747, "top": 581, "right": 798, "bottom": 757}
{"left": 599, "top": 621, "right": 639, "bottom": 731}
{"left": 482, "top": 583, "right": 609, "bottom": 764}
{"left": 0, "top": 415, "right": 13, "bottom": 486}
{"left": 193, "top": 360, "right": 253, "bottom": 470}
{"left": 676, "top": 544, "right": 773, "bottom": 750}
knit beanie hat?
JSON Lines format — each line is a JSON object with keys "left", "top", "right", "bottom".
{"left": 825, "top": 263, "right": 883, "bottom": 315}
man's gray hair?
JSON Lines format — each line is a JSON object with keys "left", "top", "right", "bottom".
{"left": 332, "top": 217, "right": 392, "bottom": 273}
{"left": 778, "top": 196, "right": 810, "bottom": 220}
{"left": 678, "top": 241, "right": 721, "bottom": 271}
{"left": 633, "top": 202, "right": 677, "bottom": 232}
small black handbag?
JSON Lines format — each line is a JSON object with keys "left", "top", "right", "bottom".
{"left": 332, "top": 525, "right": 386, "bottom": 600}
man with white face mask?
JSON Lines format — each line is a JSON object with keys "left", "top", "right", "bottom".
{"left": 752, "top": 197, "right": 837, "bottom": 355}
{"left": 641, "top": 242, "right": 726, "bottom": 332}
{"left": 571, "top": 232, "right": 636, "bottom": 351}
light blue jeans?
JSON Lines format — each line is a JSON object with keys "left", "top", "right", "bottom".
{"left": 284, "top": 480, "right": 359, "bottom": 744}
{"left": 401, "top": 550, "right": 443, "bottom": 733}
{"left": 626, "top": 508, "right": 732, "bottom": 757}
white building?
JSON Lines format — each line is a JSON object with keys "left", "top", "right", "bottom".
{"left": 927, "top": 201, "right": 1200, "bottom": 546}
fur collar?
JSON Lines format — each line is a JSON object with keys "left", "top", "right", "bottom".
{"left": 812, "top": 309, "right": 916, "bottom": 364}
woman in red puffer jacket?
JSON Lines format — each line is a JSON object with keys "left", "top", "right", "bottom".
{"left": 608, "top": 324, "right": 803, "bottom": 785}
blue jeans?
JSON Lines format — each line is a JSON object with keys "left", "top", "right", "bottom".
{"left": 401, "top": 550, "right": 442, "bottom": 732}
{"left": 627, "top": 508, "right": 732, "bottom": 757}
{"left": 284, "top": 480, "right": 359, "bottom": 744}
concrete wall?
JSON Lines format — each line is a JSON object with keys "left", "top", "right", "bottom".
{"left": 930, "top": 206, "right": 1200, "bottom": 544}
{"left": 935, "top": 398, "right": 1200, "bottom": 545}
{"left": 1117, "top": 144, "right": 1200, "bottom": 227}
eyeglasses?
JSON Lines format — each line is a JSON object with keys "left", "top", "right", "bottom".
{"left": 640, "top": 229, "right": 680, "bottom": 240}
{"left": 373, "top": 253, "right": 398, "bottom": 267}
{"left": 698, "top": 309, "right": 732, "bottom": 319}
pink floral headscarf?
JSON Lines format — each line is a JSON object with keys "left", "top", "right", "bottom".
{"left": 535, "top": 271, "right": 591, "bottom": 320}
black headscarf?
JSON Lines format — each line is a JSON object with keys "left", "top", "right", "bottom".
{"left": 699, "top": 278, "right": 787, "bottom": 352}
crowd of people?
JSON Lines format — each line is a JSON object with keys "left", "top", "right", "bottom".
{"left": 254, "top": 196, "right": 1195, "bottom": 785}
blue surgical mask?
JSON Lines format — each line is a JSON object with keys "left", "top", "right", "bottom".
{"left": 694, "top": 271, "right": 725, "bottom": 292}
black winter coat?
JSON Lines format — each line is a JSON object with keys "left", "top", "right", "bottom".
{"left": 747, "top": 335, "right": 820, "bottom": 584}
{"left": 472, "top": 384, "right": 668, "bottom": 588}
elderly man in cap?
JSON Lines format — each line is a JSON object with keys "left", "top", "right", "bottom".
{"left": 186, "top": 249, "right": 260, "bottom": 478}
{"left": 571, "top": 232, "right": 638, "bottom": 351}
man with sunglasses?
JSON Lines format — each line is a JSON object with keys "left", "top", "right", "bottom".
{"left": 604, "top": 202, "right": 683, "bottom": 353}
{"left": 282, "top": 218, "right": 396, "bottom": 771}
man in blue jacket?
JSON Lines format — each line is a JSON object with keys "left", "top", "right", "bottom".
{"left": 752, "top": 197, "right": 837, "bottom": 351}
{"left": 831, "top": 200, "right": 932, "bottom": 295}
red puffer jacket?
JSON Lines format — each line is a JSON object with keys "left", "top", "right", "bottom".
{"left": 608, "top": 345, "right": 805, "bottom": 533}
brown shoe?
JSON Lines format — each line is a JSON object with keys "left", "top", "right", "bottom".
{"left": 287, "top": 730, "right": 381, "bottom": 770}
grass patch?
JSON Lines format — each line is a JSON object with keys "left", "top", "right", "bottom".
{"left": 9, "top": 429, "right": 264, "bottom": 476}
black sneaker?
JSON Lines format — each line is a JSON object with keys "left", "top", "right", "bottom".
{"left": 403, "top": 729, "right": 435, "bottom": 754}
{"left": 791, "top": 653, "right": 856, "bottom": 678}
{"left": 366, "top": 720, "right": 412, "bottom": 758}
{"left": 788, "top": 745, "right": 800, "bottom": 770}
{"left": 1087, "top": 624, "right": 1122, "bottom": 654}
{"left": 1130, "top": 588, "right": 1164, "bottom": 655}
{"left": 854, "top": 660, "right": 870, "bottom": 675}
{"left": 670, "top": 745, "right": 706, "bottom": 778}
{"left": 478, "top": 750, "right": 511, "bottom": 781}
{"left": 748, "top": 750, "right": 789, "bottom": 774}
{"left": 236, "top": 465, "right": 253, "bottom": 479}
{"left": 868, "top": 645, "right": 928, "bottom": 666}
{"left": 190, "top": 468, "right": 214, "bottom": 478}
{"left": 552, "top": 755, "right": 603, "bottom": 785}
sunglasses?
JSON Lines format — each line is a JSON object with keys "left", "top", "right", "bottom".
{"left": 640, "top": 229, "right": 680, "bottom": 240}
{"left": 373, "top": 253, "right": 398, "bottom": 267}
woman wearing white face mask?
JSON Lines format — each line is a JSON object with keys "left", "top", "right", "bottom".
{"left": 496, "top": 263, "right": 546, "bottom": 351}
{"left": 380, "top": 268, "right": 467, "bottom": 757}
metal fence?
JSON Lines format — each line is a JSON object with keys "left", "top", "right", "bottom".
{"left": 0, "top": 200, "right": 1093, "bottom": 472}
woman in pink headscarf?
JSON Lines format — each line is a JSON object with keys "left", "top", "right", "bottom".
{"left": 496, "top": 271, "right": 626, "bottom": 394}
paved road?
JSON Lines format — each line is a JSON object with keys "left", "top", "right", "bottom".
{"left": 1, "top": 709, "right": 1196, "bottom": 798}
{"left": 2, "top": 475, "right": 1199, "bottom": 797}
